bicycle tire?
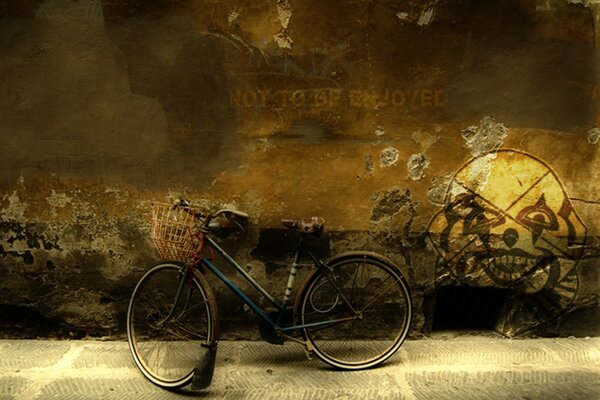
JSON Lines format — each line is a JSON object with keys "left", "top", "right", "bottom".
{"left": 127, "top": 262, "right": 219, "bottom": 388}
{"left": 296, "top": 252, "right": 412, "bottom": 370}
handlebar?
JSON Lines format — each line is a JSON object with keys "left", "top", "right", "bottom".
{"left": 174, "top": 199, "right": 248, "bottom": 232}
{"left": 212, "top": 208, "right": 249, "bottom": 220}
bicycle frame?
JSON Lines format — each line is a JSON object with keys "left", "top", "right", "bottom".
{"left": 196, "top": 233, "right": 358, "bottom": 334}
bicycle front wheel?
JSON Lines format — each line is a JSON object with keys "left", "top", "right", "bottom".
{"left": 127, "top": 262, "right": 218, "bottom": 388}
{"left": 297, "top": 252, "right": 412, "bottom": 370}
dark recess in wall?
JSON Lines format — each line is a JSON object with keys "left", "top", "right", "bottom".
{"left": 0, "top": 304, "right": 86, "bottom": 339}
{"left": 433, "top": 286, "right": 510, "bottom": 331}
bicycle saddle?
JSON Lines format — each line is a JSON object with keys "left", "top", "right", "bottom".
{"left": 281, "top": 217, "right": 325, "bottom": 235}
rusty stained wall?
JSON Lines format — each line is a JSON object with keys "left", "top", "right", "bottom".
{"left": 1, "top": 0, "right": 599, "bottom": 339}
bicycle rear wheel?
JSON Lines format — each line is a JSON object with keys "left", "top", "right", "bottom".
{"left": 297, "top": 252, "right": 412, "bottom": 370}
{"left": 127, "top": 262, "right": 218, "bottom": 388}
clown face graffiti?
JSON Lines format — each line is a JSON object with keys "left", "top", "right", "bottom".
{"left": 428, "top": 149, "right": 587, "bottom": 335}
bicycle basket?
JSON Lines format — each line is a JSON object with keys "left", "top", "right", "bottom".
{"left": 151, "top": 203, "right": 200, "bottom": 262}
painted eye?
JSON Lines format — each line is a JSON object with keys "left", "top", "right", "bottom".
{"left": 517, "top": 195, "right": 558, "bottom": 232}
{"left": 525, "top": 212, "right": 550, "bottom": 226}
{"left": 464, "top": 207, "right": 505, "bottom": 235}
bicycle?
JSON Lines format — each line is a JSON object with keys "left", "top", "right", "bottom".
{"left": 126, "top": 200, "right": 413, "bottom": 389}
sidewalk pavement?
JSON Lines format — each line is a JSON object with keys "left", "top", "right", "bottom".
{"left": 0, "top": 334, "right": 599, "bottom": 400}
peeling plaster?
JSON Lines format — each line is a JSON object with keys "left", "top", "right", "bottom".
{"left": 588, "top": 127, "right": 600, "bottom": 144}
{"left": 1, "top": 192, "right": 28, "bottom": 221}
{"left": 427, "top": 175, "right": 452, "bottom": 205}
{"left": 1, "top": 0, "right": 598, "bottom": 340}
{"left": 228, "top": 9, "right": 240, "bottom": 25}
{"left": 276, "top": 0, "right": 292, "bottom": 28}
{"left": 46, "top": 190, "right": 73, "bottom": 209}
{"left": 461, "top": 116, "right": 508, "bottom": 157}
{"left": 568, "top": 0, "right": 600, "bottom": 7}
{"left": 407, "top": 153, "right": 430, "bottom": 181}
{"left": 452, "top": 153, "right": 496, "bottom": 199}
{"left": 274, "top": 31, "right": 293, "bottom": 49}
{"left": 274, "top": 0, "right": 293, "bottom": 49}
{"left": 370, "top": 189, "right": 417, "bottom": 249}
{"left": 371, "top": 189, "right": 412, "bottom": 223}
{"left": 396, "top": 12, "right": 410, "bottom": 22}
{"left": 380, "top": 147, "right": 400, "bottom": 167}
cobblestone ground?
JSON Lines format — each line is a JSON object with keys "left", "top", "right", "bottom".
{"left": 0, "top": 335, "right": 599, "bottom": 400}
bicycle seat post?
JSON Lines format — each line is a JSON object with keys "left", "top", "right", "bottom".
{"left": 282, "top": 235, "right": 304, "bottom": 308}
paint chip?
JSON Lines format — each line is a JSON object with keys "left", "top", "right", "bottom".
{"left": 228, "top": 9, "right": 240, "bottom": 25}
{"left": 276, "top": 0, "right": 292, "bottom": 29}
{"left": 396, "top": 12, "right": 409, "bottom": 21}
{"left": 417, "top": 7, "right": 435, "bottom": 26}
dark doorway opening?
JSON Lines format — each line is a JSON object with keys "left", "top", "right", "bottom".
{"left": 432, "top": 286, "right": 510, "bottom": 331}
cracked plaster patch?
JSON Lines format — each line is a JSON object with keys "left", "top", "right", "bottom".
{"left": 452, "top": 153, "right": 496, "bottom": 199}
{"left": 396, "top": 12, "right": 409, "bottom": 21}
{"left": 417, "top": 7, "right": 435, "bottom": 26}
{"left": 228, "top": 9, "right": 240, "bottom": 25}
{"left": 427, "top": 175, "right": 452, "bottom": 205}
{"left": 276, "top": 0, "right": 292, "bottom": 28}
{"left": 588, "top": 127, "right": 600, "bottom": 144}
{"left": 1, "top": 192, "right": 28, "bottom": 221}
{"left": 462, "top": 116, "right": 508, "bottom": 157}
{"left": 407, "top": 153, "right": 430, "bottom": 181}
{"left": 46, "top": 190, "right": 73, "bottom": 208}
{"left": 371, "top": 189, "right": 412, "bottom": 223}
{"left": 274, "top": 31, "right": 293, "bottom": 49}
{"left": 380, "top": 147, "right": 400, "bottom": 167}
{"left": 274, "top": 0, "right": 293, "bottom": 49}
{"left": 46, "top": 190, "right": 73, "bottom": 218}
{"left": 568, "top": 0, "right": 600, "bottom": 7}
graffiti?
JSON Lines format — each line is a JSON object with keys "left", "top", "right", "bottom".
{"left": 230, "top": 88, "right": 445, "bottom": 110}
{"left": 427, "top": 149, "right": 587, "bottom": 335}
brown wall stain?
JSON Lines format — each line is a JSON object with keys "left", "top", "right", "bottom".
{"left": 0, "top": 0, "right": 599, "bottom": 339}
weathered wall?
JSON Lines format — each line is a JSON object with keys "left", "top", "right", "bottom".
{"left": 1, "top": 0, "right": 599, "bottom": 339}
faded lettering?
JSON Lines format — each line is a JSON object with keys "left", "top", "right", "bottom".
{"left": 230, "top": 88, "right": 446, "bottom": 109}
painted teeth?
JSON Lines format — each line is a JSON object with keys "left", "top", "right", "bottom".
{"left": 465, "top": 253, "right": 542, "bottom": 283}
{"left": 516, "top": 256, "right": 523, "bottom": 264}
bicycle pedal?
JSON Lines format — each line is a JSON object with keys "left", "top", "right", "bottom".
{"left": 303, "top": 344, "right": 315, "bottom": 361}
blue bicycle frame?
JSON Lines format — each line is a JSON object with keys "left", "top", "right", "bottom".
{"left": 198, "top": 234, "right": 357, "bottom": 334}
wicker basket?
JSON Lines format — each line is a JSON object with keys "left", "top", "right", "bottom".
{"left": 151, "top": 203, "right": 200, "bottom": 262}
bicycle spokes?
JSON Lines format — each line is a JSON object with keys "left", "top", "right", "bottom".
{"left": 299, "top": 255, "right": 412, "bottom": 369}
{"left": 127, "top": 263, "right": 217, "bottom": 388}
